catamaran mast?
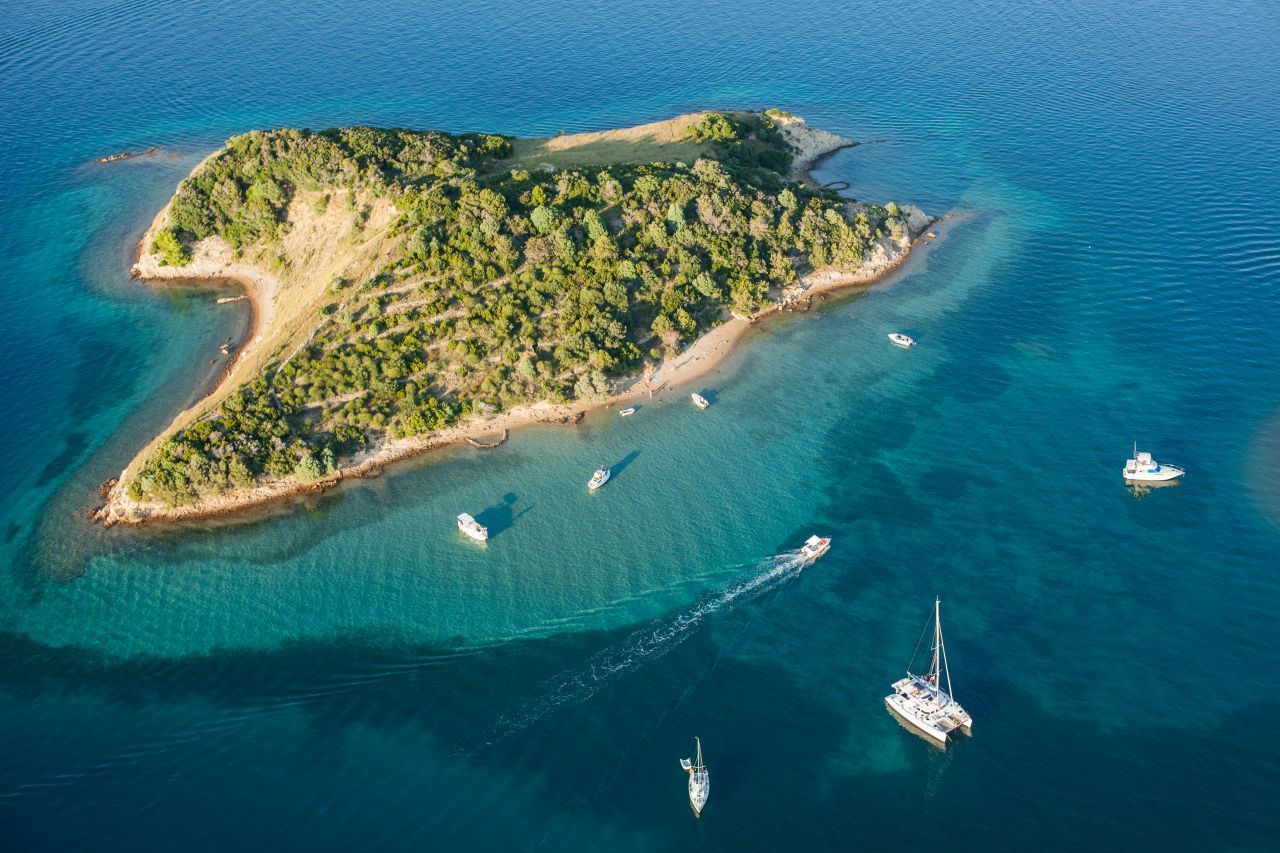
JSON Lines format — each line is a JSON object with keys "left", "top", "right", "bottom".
{"left": 937, "top": 598, "right": 954, "bottom": 705}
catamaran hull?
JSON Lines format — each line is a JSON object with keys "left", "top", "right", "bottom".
{"left": 884, "top": 695, "right": 950, "bottom": 746}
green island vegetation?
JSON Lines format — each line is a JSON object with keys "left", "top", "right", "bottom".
{"left": 130, "top": 111, "right": 909, "bottom": 507}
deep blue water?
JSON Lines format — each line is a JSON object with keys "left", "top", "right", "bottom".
{"left": 3, "top": 0, "right": 1279, "bottom": 849}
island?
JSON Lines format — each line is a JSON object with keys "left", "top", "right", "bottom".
{"left": 94, "top": 110, "right": 930, "bottom": 525}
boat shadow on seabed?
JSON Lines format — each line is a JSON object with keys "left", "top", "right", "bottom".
{"left": 474, "top": 492, "right": 530, "bottom": 538}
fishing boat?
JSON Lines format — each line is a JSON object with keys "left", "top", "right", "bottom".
{"left": 1123, "top": 442, "right": 1185, "bottom": 482}
{"left": 619, "top": 407, "right": 636, "bottom": 417}
{"left": 588, "top": 465, "right": 611, "bottom": 490}
{"left": 885, "top": 598, "right": 972, "bottom": 746}
{"left": 799, "top": 534, "right": 831, "bottom": 563}
{"left": 456, "top": 513, "right": 488, "bottom": 542}
{"left": 691, "top": 393, "right": 710, "bottom": 409}
{"left": 680, "top": 737, "right": 710, "bottom": 816}
{"left": 888, "top": 333, "right": 916, "bottom": 348}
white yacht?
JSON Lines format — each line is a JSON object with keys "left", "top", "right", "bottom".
{"left": 619, "top": 407, "right": 636, "bottom": 417}
{"left": 799, "top": 534, "right": 831, "bottom": 563}
{"left": 680, "top": 737, "right": 710, "bottom": 816}
{"left": 888, "top": 333, "right": 916, "bottom": 348}
{"left": 456, "top": 512, "right": 488, "bottom": 542}
{"left": 691, "top": 393, "right": 710, "bottom": 409}
{"left": 1123, "top": 443, "right": 1185, "bottom": 482}
{"left": 885, "top": 598, "right": 972, "bottom": 746}
{"left": 588, "top": 465, "right": 611, "bottom": 490}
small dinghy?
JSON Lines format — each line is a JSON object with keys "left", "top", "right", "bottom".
{"left": 619, "top": 407, "right": 636, "bottom": 417}
{"left": 691, "top": 393, "right": 710, "bottom": 409}
{"left": 680, "top": 737, "right": 710, "bottom": 816}
{"left": 588, "top": 465, "right": 611, "bottom": 490}
{"left": 888, "top": 333, "right": 916, "bottom": 348}
{"left": 456, "top": 513, "right": 488, "bottom": 542}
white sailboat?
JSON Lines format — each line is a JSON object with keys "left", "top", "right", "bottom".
{"left": 680, "top": 737, "right": 710, "bottom": 816}
{"left": 885, "top": 598, "right": 972, "bottom": 746}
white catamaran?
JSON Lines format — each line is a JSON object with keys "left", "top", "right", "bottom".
{"left": 885, "top": 597, "right": 972, "bottom": 746}
{"left": 680, "top": 737, "right": 710, "bottom": 816}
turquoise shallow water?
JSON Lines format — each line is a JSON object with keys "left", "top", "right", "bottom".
{"left": 3, "top": 0, "right": 1280, "bottom": 849}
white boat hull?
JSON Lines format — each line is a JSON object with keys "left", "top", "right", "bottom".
{"left": 588, "top": 470, "right": 611, "bottom": 490}
{"left": 885, "top": 676, "right": 972, "bottom": 746}
{"left": 1123, "top": 466, "right": 1184, "bottom": 482}
{"left": 688, "top": 772, "right": 709, "bottom": 816}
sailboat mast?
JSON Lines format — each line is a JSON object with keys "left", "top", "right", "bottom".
{"left": 930, "top": 597, "right": 941, "bottom": 688}
{"left": 937, "top": 598, "right": 955, "bottom": 704}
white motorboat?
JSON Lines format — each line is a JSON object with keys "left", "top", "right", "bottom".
{"left": 588, "top": 465, "right": 611, "bottom": 490}
{"left": 885, "top": 598, "right": 972, "bottom": 746}
{"left": 799, "top": 534, "right": 831, "bottom": 563}
{"left": 1123, "top": 442, "right": 1184, "bottom": 482}
{"left": 619, "top": 407, "right": 636, "bottom": 417}
{"left": 691, "top": 393, "right": 710, "bottom": 409}
{"left": 680, "top": 737, "right": 710, "bottom": 816}
{"left": 888, "top": 333, "right": 916, "bottom": 348}
{"left": 456, "top": 512, "right": 488, "bottom": 542}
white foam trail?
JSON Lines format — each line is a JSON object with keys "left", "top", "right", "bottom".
{"left": 480, "top": 550, "right": 809, "bottom": 747}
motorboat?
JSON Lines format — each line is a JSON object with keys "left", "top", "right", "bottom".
{"left": 885, "top": 598, "right": 972, "bottom": 746}
{"left": 888, "top": 333, "right": 916, "bottom": 348}
{"left": 588, "top": 465, "right": 611, "bottom": 490}
{"left": 680, "top": 737, "right": 709, "bottom": 816}
{"left": 1123, "top": 443, "right": 1185, "bottom": 482}
{"left": 619, "top": 407, "right": 636, "bottom": 417}
{"left": 456, "top": 512, "right": 488, "bottom": 542}
{"left": 691, "top": 393, "right": 710, "bottom": 409}
{"left": 799, "top": 534, "right": 831, "bottom": 563}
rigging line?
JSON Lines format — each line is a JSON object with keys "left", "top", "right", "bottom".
{"left": 906, "top": 611, "right": 931, "bottom": 674}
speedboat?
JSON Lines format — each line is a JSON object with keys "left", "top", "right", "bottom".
{"left": 691, "top": 393, "right": 710, "bottom": 409}
{"left": 885, "top": 598, "right": 972, "bottom": 746}
{"left": 619, "top": 407, "right": 636, "bottom": 417}
{"left": 456, "top": 512, "right": 488, "bottom": 542}
{"left": 888, "top": 333, "right": 916, "bottom": 348}
{"left": 1123, "top": 443, "right": 1184, "bottom": 482}
{"left": 680, "top": 737, "right": 710, "bottom": 817}
{"left": 799, "top": 534, "right": 831, "bottom": 563}
{"left": 588, "top": 465, "right": 611, "bottom": 490}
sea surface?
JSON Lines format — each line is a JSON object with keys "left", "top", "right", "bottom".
{"left": 3, "top": 0, "right": 1279, "bottom": 849}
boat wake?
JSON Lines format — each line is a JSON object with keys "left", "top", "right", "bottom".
{"left": 477, "top": 550, "right": 809, "bottom": 749}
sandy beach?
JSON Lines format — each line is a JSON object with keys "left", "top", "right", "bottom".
{"left": 93, "top": 115, "right": 936, "bottom": 526}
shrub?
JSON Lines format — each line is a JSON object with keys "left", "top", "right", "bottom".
{"left": 152, "top": 228, "right": 191, "bottom": 266}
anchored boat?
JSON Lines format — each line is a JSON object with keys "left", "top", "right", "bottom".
{"left": 588, "top": 465, "right": 611, "bottom": 490}
{"left": 456, "top": 513, "right": 488, "bottom": 542}
{"left": 680, "top": 737, "right": 710, "bottom": 816}
{"left": 888, "top": 333, "right": 916, "bottom": 348}
{"left": 619, "top": 407, "right": 636, "bottom": 417}
{"left": 691, "top": 393, "right": 710, "bottom": 409}
{"left": 1123, "top": 442, "right": 1184, "bottom": 482}
{"left": 885, "top": 597, "right": 972, "bottom": 746}
{"left": 799, "top": 534, "right": 831, "bottom": 563}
